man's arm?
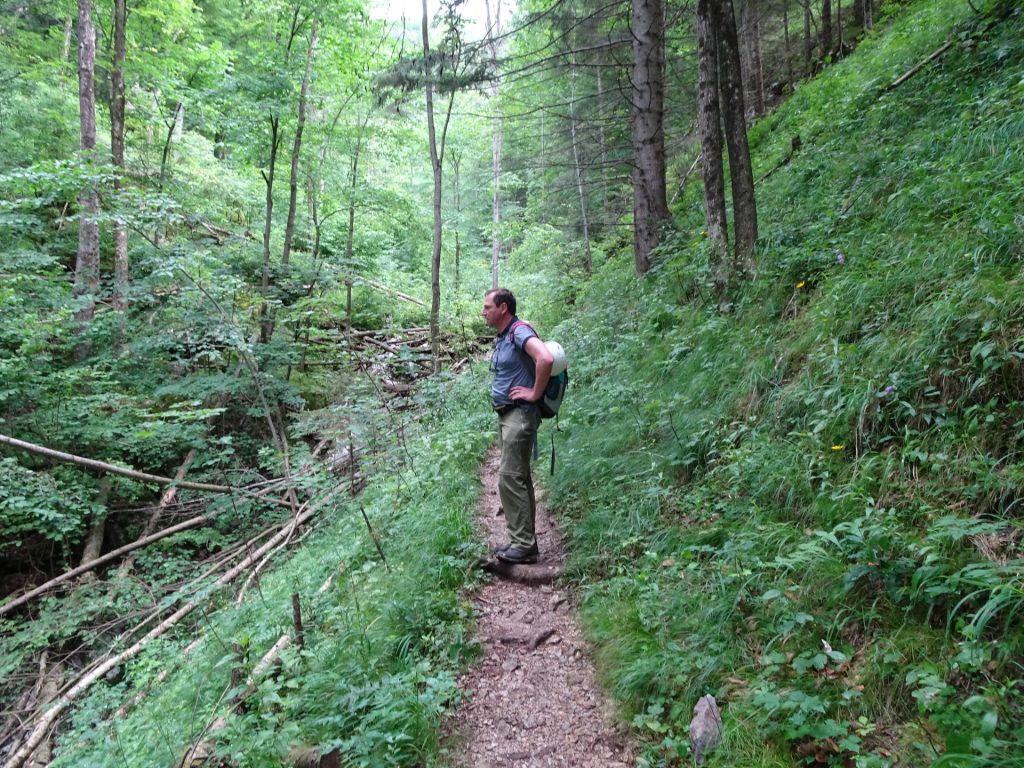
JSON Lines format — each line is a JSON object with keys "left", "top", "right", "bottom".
{"left": 509, "top": 336, "right": 554, "bottom": 403}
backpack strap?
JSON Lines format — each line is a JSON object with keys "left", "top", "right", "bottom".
{"left": 508, "top": 320, "right": 539, "bottom": 350}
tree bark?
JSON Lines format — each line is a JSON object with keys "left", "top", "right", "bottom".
{"left": 485, "top": 0, "right": 503, "bottom": 290}
{"left": 784, "top": 0, "right": 794, "bottom": 88}
{"left": 821, "top": 0, "right": 833, "bottom": 58}
{"left": 630, "top": 0, "right": 669, "bottom": 275}
{"left": 159, "top": 101, "right": 183, "bottom": 189}
{"left": 569, "top": 53, "right": 593, "bottom": 274}
{"left": 73, "top": 0, "right": 100, "bottom": 357}
{"left": 111, "top": 0, "right": 129, "bottom": 337}
{"left": 261, "top": 116, "right": 281, "bottom": 344}
{"left": 421, "top": 0, "right": 454, "bottom": 373}
{"left": 716, "top": 0, "right": 758, "bottom": 275}
{"left": 282, "top": 20, "right": 318, "bottom": 271}
{"left": 803, "top": 0, "right": 814, "bottom": 74}
{"left": 837, "top": 0, "right": 843, "bottom": 55}
{"left": 752, "top": 0, "right": 766, "bottom": 114}
{"left": 697, "top": 0, "right": 730, "bottom": 302}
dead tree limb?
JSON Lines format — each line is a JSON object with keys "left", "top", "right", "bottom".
{"left": 2, "top": 498, "right": 324, "bottom": 768}
{"left": 0, "top": 514, "right": 213, "bottom": 616}
{"left": 0, "top": 433, "right": 233, "bottom": 493}
{"left": 885, "top": 39, "right": 952, "bottom": 92}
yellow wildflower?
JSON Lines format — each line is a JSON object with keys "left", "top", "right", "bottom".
{"left": 796, "top": 281, "right": 806, "bottom": 289}
{"left": 831, "top": 444, "right": 845, "bottom": 451}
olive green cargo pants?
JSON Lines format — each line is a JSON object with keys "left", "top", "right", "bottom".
{"left": 497, "top": 406, "right": 539, "bottom": 549}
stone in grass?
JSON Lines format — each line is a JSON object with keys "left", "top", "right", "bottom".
{"left": 688, "top": 694, "right": 722, "bottom": 765}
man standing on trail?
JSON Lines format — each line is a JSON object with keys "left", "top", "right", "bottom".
{"left": 483, "top": 288, "right": 554, "bottom": 564}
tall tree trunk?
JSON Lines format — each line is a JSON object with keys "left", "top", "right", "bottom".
{"left": 78, "top": 478, "right": 111, "bottom": 580}
{"left": 260, "top": 116, "right": 281, "bottom": 344}
{"left": 422, "top": 0, "right": 443, "bottom": 372}
{"left": 111, "top": 0, "right": 129, "bottom": 340}
{"left": 282, "top": 20, "right": 318, "bottom": 272}
{"left": 803, "top": 1, "right": 814, "bottom": 74}
{"left": 630, "top": 0, "right": 668, "bottom": 275}
{"left": 569, "top": 51, "right": 593, "bottom": 274}
{"left": 837, "top": 0, "right": 843, "bottom": 55}
{"left": 596, "top": 67, "right": 611, "bottom": 227}
{"left": 62, "top": 17, "right": 74, "bottom": 62}
{"left": 821, "top": 0, "right": 833, "bottom": 58}
{"left": 697, "top": 0, "right": 729, "bottom": 303}
{"left": 716, "top": 0, "right": 758, "bottom": 276}
{"left": 73, "top": 0, "right": 99, "bottom": 358}
{"left": 450, "top": 151, "right": 463, "bottom": 291}
{"left": 784, "top": 0, "right": 794, "bottom": 88}
{"left": 752, "top": 0, "right": 766, "bottom": 114}
{"left": 740, "top": 1, "right": 754, "bottom": 113}
{"left": 485, "top": 0, "right": 502, "bottom": 290}
{"left": 158, "top": 101, "right": 183, "bottom": 189}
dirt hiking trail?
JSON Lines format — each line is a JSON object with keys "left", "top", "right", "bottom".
{"left": 442, "top": 447, "right": 634, "bottom": 767}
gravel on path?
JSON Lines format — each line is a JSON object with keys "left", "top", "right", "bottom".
{"left": 442, "top": 448, "right": 634, "bottom": 768}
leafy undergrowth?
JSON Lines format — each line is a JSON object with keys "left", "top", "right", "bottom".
{"left": 44, "top": 371, "right": 493, "bottom": 767}
{"left": 532, "top": 0, "right": 1024, "bottom": 766}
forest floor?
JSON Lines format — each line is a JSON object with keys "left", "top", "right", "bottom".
{"left": 441, "top": 447, "right": 635, "bottom": 767}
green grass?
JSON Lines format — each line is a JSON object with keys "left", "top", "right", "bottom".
{"left": 46, "top": 371, "right": 494, "bottom": 767}
{"left": 525, "top": 0, "right": 1024, "bottom": 765}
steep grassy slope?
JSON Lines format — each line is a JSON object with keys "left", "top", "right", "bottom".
{"left": 534, "top": 0, "right": 1024, "bottom": 765}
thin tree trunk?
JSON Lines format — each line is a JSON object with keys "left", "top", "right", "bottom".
{"left": 596, "top": 67, "right": 611, "bottom": 227}
{"left": 261, "top": 116, "right": 281, "bottom": 344}
{"left": 344, "top": 126, "right": 362, "bottom": 303}
{"left": 630, "top": 0, "right": 668, "bottom": 275}
{"left": 752, "top": 0, "right": 766, "bottom": 114}
{"left": 111, "top": 0, "right": 128, "bottom": 337}
{"left": 568, "top": 54, "right": 592, "bottom": 274}
{"left": 821, "top": 0, "right": 833, "bottom": 58}
{"left": 73, "top": 0, "right": 99, "bottom": 357}
{"left": 24, "top": 656, "right": 62, "bottom": 768}
{"left": 784, "top": 0, "right": 794, "bottom": 88}
{"left": 716, "top": 0, "right": 758, "bottom": 276}
{"left": 803, "top": 0, "right": 814, "bottom": 74}
{"left": 282, "top": 20, "right": 318, "bottom": 271}
{"left": 450, "top": 151, "right": 463, "bottom": 291}
{"left": 62, "top": 18, "right": 73, "bottom": 62}
{"left": 422, "top": 0, "right": 441, "bottom": 371}
{"left": 485, "top": 0, "right": 503, "bottom": 290}
{"left": 697, "top": 0, "right": 729, "bottom": 302}
{"left": 837, "top": 0, "right": 843, "bottom": 55}
{"left": 78, "top": 479, "right": 112, "bottom": 581}
{"left": 158, "top": 101, "right": 182, "bottom": 189}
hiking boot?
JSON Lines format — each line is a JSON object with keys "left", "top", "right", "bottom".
{"left": 491, "top": 542, "right": 511, "bottom": 556}
{"left": 496, "top": 544, "right": 539, "bottom": 564}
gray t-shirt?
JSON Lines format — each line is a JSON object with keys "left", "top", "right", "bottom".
{"left": 491, "top": 318, "right": 538, "bottom": 407}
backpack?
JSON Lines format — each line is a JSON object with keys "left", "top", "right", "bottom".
{"left": 509, "top": 320, "right": 569, "bottom": 420}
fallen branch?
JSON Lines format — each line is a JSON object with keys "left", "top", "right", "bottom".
{"left": 885, "top": 39, "right": 953, "bottom": 92}
{"left": 352, "top": 277, "right": 425, "bottom": 306}
{"left": 0, "top": 514, "right": 212, "bottom": 616}
{"left": 3, "top": 495, "right": 326, "bottom": 768}
{"left": 0, "top": 433, "right": 233, "bottom": 494}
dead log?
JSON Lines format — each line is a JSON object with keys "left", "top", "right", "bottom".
{"left": 0, "top": 433, "right": 233, "bottom": 493}
{"left": 885, "top": 39, "right": 953, "bottom": 92}
{"left": 179, "top": 634, "right": 293, "bottom": 766}
{"left": 1, "top": 514, "right": 212, "bottom": 616}
{"left": 287, "top": 747, "right": 341, "bottom": 768}
{"left": 2, "top": 495, "right": 326, "bottom": 768}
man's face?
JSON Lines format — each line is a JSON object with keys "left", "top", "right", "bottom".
{"left": 481, "top": 295, "right": 505, "bottom": 328}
